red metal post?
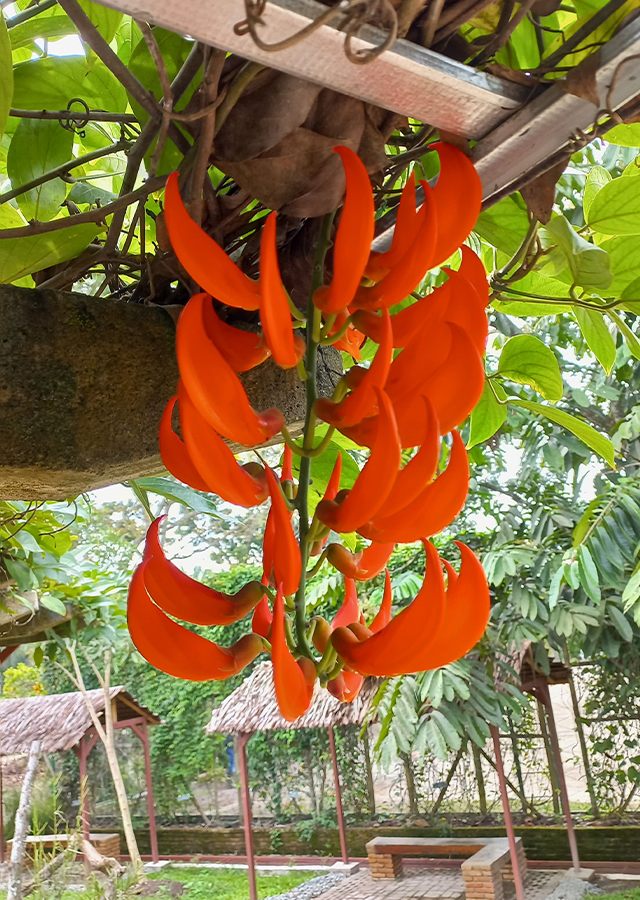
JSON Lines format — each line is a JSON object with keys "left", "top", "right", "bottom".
{"left": 238, "top": 733, "right": 257, "bottom": 900}
{"left": 539, "top": 684, "right": 582, "bottom": 872}
{"left": 490, "top": 725, "right": 524, "bottom": 900}
{"left": 0, "top": 646, "right": 18, "bottom": 665}
{"left": 140, "top": 720, "right": 159, "bottom": 863}
{"left": 328, "top": 726, "right": 349, "bottom": 864}
{"left": 0, "top": 756, "right": 5, "bottom": 864}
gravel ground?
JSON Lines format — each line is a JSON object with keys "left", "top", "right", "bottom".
{"left": 263, "top": 872, "right": 346, "bottom": 900}
{"left": 545, "top": 877, "right": 604, "bottom": 900}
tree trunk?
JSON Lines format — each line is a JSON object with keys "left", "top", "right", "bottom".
{"left": 563, "top": 644, "right": 600, "bottom": 818}
{"left": 304, "top": 748, "right": 318, "bottom": 816}
{"left": 362, "top": 729, "right": 376, "bottom": 818}
{"left": 472, "top": 744, "right": 487, "bottom": 817}
{"left": 538, "top": 700, "right": 561, "bottom": 815}
{"left": 7, "top": 740, "right": 41, "bottom": 900}
{"left": 432, "top": 747, "right": 464, "bottom": 817}
{"left": 401, "top": 753, "right": 419, "bottom": 817}
{"left": 507, "top": 715, "right": 528, "bottom": 813}
{"left": 64, "top": 646, "right": 142, "bottom": 873}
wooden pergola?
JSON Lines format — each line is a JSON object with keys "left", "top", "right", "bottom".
{"left": 206, "top": 662, "right": 379, "bottom": 900}
{"left": 0, "top": 686, "right": 161, "bottom": 864}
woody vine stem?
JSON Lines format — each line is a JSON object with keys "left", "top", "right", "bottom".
{"left": 294, "top": 211, "right": 337, "bottom": 661}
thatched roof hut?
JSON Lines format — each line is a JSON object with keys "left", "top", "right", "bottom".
{"left": 206, "top": 662, "right": 379, "bottom": 734}
{"left": 0, "top": 686, "right": 160, "bottom": 755}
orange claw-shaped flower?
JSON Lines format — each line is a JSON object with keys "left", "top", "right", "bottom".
{"left": 177, "top": 384, "right": 269, "bottom": 508}
{"left": 371, "top": 398, "right": 440, "bottom": 519}
{"left": 263, "top": 449, "right": 294, "bottom": 585}
{"left": 328, "top": 670, "right": 364, "bottom": 703}
{"left": 383, "top": 324, "right": 485, "bottom": 447}
{"left": 353, "top": 182, "right": 438, "bottom": 311}
{"left": 177, "top": 292, "right": 284, "bottom": 446}
{"left": 314, "top": 310, "right": 393, "bottom": 427}
{"left": 430, "top": 143, "right": 483, "bottom": 269}
{"left": 260, "top": 211, "right": 306, "bottom": 369}
{"left": 164, "top": 173, "right": 260, "bottom": 311}
{"left": 364, "top": 172, "right": 421, "bottom": 283}
{"left": 271, "top": 584, "right": 315, "bottom": 721}
{"left": 360, "top": 431, "right": 469, "bottom": 544}
{"left": 143, "top": 518, "right": 264, "bottom": 625}
{"left": 315, "top": 388, "right": 401, "bottom": 534}
{"left": 202, "top": 297, "right": 270, "bottom": 372}
{"left": 159, "top": 396, "right": 209, "bottom": 493}
{"left": 332, "top": 577, "right": 360, "bottom": 629}
{"left": 327, "top": 542, "right": 395, "bottom": 581}
{"left": 265, "top": 466, "right": 302, "bottom": 597}
{"left": 423, "top": 542, "right": 490, "bottom": 670}
{"left": 443, "top": 268, "right": 488, "bottom": 357}
{"left": 313, "top": 146, "right": 375, "bottom": 314}
{"left": 128, "top": 563, "right": 263, "bottom": 681}
{"left": 252, "top": 593, "right": 273, "bottom": 638}
{"left": 369, "top": 569, "right": 392, "bottom": 633}
{"left": 351, "top": 278, "right": 451, "bottom": 349}
{"left": 331, "top": 541, "right": 445, "bottom": 676}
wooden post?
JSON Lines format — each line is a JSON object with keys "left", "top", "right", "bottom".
{"left": 137, "top": 720, "right": 159, "bottom": 863}
{"left": 0, "top": 755, "right": 5, "bottom": 865}
{"left": 539, "top": 684, "right": 582, "bottom": 873}
{"left": 237, "top": 733, "right": 257, "bottom": 900}
{"left": 491, "top": 726, "right": 524, "bottom": 900}
{"left": 328, "top": 726, "right": 348, "bottom": 864}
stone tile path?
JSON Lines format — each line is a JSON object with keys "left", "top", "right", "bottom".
{"left": 317, "top": 868, "right": 565, "bottom": 900}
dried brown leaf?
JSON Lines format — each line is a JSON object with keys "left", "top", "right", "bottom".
{"left": 562, "top": 50, "right": 601, "bottom": 107}
{"left": 215, "top": 72, "right": 323, "bottom": 162}
{"left": 519, "top": 159, "right": 568, "bottom": 224}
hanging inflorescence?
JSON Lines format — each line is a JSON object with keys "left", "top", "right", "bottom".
{"left": 128, "top": 143, "right": 492, "bottom": 722}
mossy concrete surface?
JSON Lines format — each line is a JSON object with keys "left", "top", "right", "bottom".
{"left": 0, "top": 287, "right": 340, "bottom": 499}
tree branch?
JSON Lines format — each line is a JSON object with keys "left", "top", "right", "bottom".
{"left": 0, "top": 140, "right": 131, "bottom": 205}
{"left": 56, "top": 0, "right": 160, "bottom": 122}
{"left": 0, "top": 175, "right": 166, "bottom": 239}
{"left": 10, "top": 108, "right": 138, "bottom": 124}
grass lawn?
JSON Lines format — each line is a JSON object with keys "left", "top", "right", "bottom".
{"left": 148, "top": 865, "right": 317, "bottom": 899}
{"left": 0, "top": 864, "right": 318, "bottom": 900}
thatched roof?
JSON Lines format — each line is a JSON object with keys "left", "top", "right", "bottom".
{"left": 0, "top": 687, "right": 160, "bottom": 755}
{"left": 206, "top": 662, "right": 379, "bottom": 734}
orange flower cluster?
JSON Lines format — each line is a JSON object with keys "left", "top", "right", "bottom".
{"left": 128, "top": 143, "right": 491, "bottom": 721}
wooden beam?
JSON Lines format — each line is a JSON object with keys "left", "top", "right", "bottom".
{"left": 89, "top": 0, "right": 526, "bottom": 140}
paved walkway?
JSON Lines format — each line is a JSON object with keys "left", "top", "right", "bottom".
{"left": 316, "top": 868, "right": 565, "bottom": 900}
